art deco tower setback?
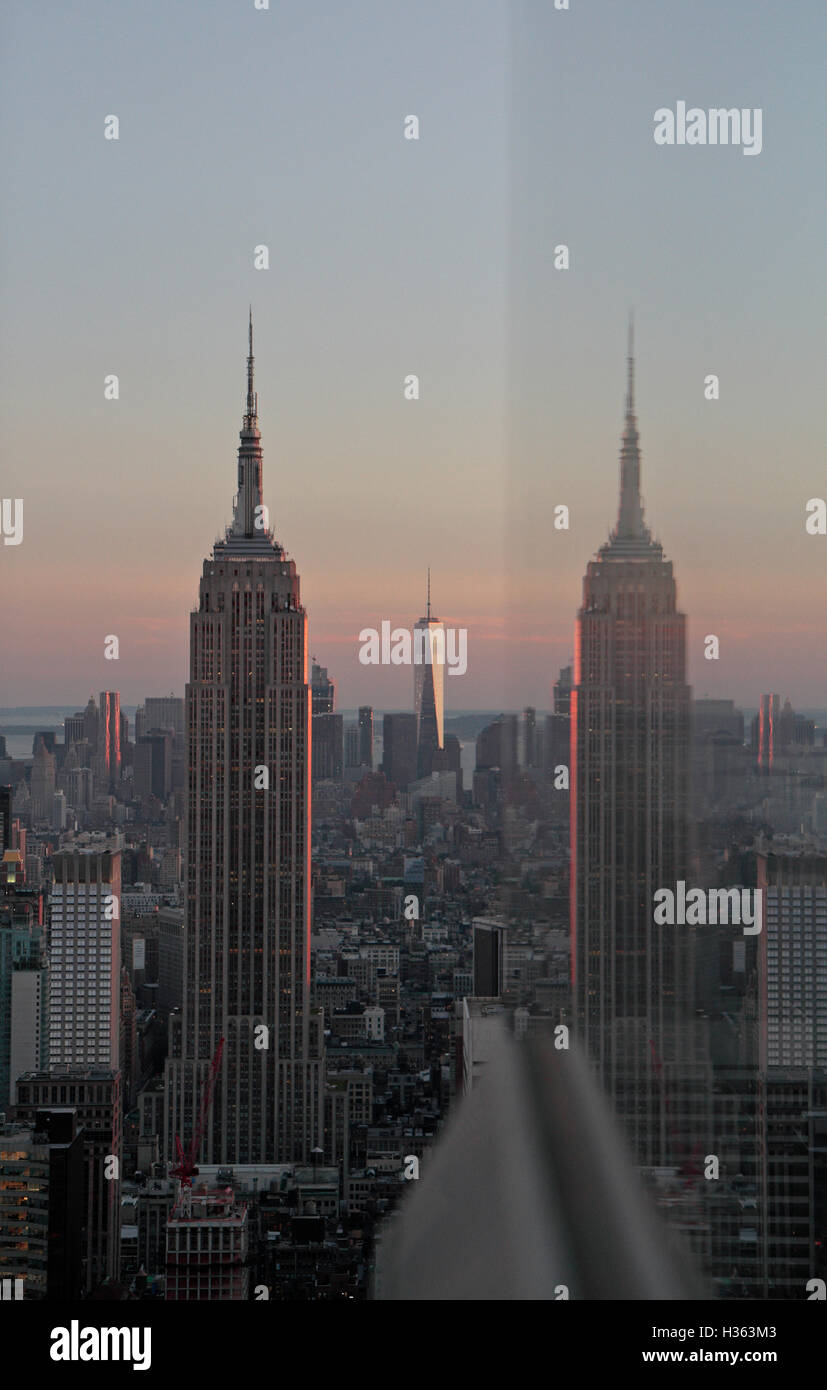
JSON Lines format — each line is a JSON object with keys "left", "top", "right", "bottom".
{"left": 571, "top": 328, "right": 691, "bottom": 1165}
{"left": 165, "top": 316, "right": 323, "bottom": 1166}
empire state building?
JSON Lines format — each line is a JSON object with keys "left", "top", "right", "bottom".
{"left": 571, "top": 327, "right": 694, "bottom": 1167}
{"left": 166, "top": 316, "right": 323, "bottom": 1166}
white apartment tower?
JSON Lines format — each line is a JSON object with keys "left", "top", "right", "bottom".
{"left": 48, "top": 846, "right": 121, "bottom": 1070}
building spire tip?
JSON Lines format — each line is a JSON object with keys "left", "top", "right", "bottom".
{"left": 245, "top": 309, "right": 256, "bottom": 420}
{"left": 626, "top": 310, "right": 635, "bottom": 416}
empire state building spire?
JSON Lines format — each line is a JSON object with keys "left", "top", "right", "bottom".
{"left": 611, "top": 314, "right": 652, "bottom": 550}
{"left": 245, "top": 304, "right": 258, "bottom": 425}
{"left": 226, "top": 310, "right": 271, "bottom": 548}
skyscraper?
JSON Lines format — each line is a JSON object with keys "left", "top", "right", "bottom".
{"left": 165, "top": 315, "right": 323, "bottom": 1167}
{"left": 0, "top": 1111, "right": 84, "bottom": 1301}
{"left": 144, "top": 695, "right": 185, "bottom": 738}
{"left": 756, "top": 692, "right": 780, "bottom": 771}
{"left": 521, "top": 707, "right": 537, "bottom": 769}
{"left": 358, "top": 706, "right": 374, "bottom": 769}
{"left": 757, "top": 845, "right": 827, "bottom": 1069}
{"left": 0, "top": 851, "right": 46, "bottom": 1108}
{"left": 14, "top": 1071, "right": 121, "bottom": 1292}
{"left": 134, "top": 731, "right": 173, "bottom": 801}
{"left": 313, "top": 715, "right": 343, "bottom": 781}
{"left": 311, "top": 661, "right": 335, "bottom": 715}
{"left": 30, "top": 736, "right": 56, "bottom": 824}
{"left": 571, "top": 326, "right": 692, "bottom": 1165}
{"left": 0, "top": 786, "right": 12, "bottom": 853}
{"left": 310, "top": 662, "right": 342, "bottom": 782}
{"left": 48, "top": 845, "right": 121, "bottom": 1071}
{"left": 381, "top": 713, "right": 417, "bottom": 791}
{"left": 98, "top": 691, "right": 121, "bottom": 789}
{"left": 414, "top": 571, "right": 445, "bottom": 779}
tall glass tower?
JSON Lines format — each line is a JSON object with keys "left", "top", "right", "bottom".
{"left": 414, "top": 571, "right": 445, "bottom": 779}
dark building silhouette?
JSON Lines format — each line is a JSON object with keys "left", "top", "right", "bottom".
{"left": 431, "top": 734, "right": 463, "bottom": 799}
{"left": 313, "top": 713, "right": 344, "bottom": 782}
{"left": 15, "top": 1071, "right": 122, "bottom": 1293}
{"left": 134, "top": 731, "right": 173, "bottom": 801}
{"left": 311, "top": 662, "right": 335, "bottom": 715}
{"left": 0, "top": 1109, "right": 84, "bottom": 1300}
{"left": 472, "top": 919, "right": 505, "bottom": 998}
{"left": 521, "top": 707, "right": 537, "bottom": 769}
{"left": 381, "top": 713, "right": 417, "bottom": 791}
{"left": 475, "top": 715, "right": 517, "bottom": 778}
{"left": 0, "top": 786, "right": 12, "bottom": 853}
{"left": 571, "top": 329, "right": 692, "bottom": 1166}
{"left": 358, "top": 706, "right": 374, "bottom": 769}
{"left": 554, "top": 664, "right": 572, "bottom": 717}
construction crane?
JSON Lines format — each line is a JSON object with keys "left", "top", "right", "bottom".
{"left": 171, "top": 1037, "right": 225, "bottom": 1187}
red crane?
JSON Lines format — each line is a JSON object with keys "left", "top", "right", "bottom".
{"left": 171, "top": 1036, "right": 225, "bottom": 1187}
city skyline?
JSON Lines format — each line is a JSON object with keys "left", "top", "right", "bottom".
{"left": 1, "top": 0, "right": 825, "bottom": 1322}
{"left": 2, "top": 1, "right": 824, "bottom": 710}
{"left": 2, "top": 315, "right": 824, "bottom": 714}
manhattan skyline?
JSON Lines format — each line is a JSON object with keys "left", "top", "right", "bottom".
{"left": 1, "top": 1, "right": 825, "bottom": 1324}
{"left": 1, "top": 0, "right": 825, "bottom": 710}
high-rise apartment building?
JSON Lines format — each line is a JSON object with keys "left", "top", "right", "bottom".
{"left": 165, "top": 316, "right": 323, "bottom": 1167}
{"left": 571, "top": 330, "right": 692, "bottom": 1165}
{"left": 757, "top": 845, "right": 827, "bottom": 1069}
{"left": 14, "top": 1070, "right": 122, "bottom": 1292}
{"left": 0, "top": 1111, "right": 84, "bottom": 1300}
{"left": 48, "top": 845, "right": 121, "bottom": 1071}
{"left": 0, "top": 852, "right": 46, "bottom": 1107}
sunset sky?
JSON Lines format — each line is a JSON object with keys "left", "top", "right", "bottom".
{"left": 1, "top": 0, "right": 824, "bottom": 712}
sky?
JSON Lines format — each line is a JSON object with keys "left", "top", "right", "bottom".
{"left": 1, "top": 0, "right": 824, "bottom": 712}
